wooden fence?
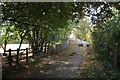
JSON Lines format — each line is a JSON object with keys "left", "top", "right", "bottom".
{"left": 3, "top": 48, "right": 32, "bottom": 67}
{"left": 2, "top": 43, "right": 70, "bottom": 67}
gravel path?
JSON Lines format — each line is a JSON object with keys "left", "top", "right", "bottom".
{"left": 8, "top": 44, "right": 84, "bottom": 78}
{"left": 52, "top": 44, "right": 84, "bottom": 78}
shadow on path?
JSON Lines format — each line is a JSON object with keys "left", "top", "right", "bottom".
{"left": 8, "top": 44, "right": 84, "bottom": 78}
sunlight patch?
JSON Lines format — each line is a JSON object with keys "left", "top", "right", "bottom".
{"left": 62, "top": 61, "right": 70, "bottom": 64}
{"left": 48, "top": 60, "right": 56, "bottom": 64}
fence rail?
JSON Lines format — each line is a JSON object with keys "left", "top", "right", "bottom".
{"left": 3, "top": 48, "right": 32, "bottom": 67}
{"left": 2, "top": 43, "right": 70, "bottom": 67}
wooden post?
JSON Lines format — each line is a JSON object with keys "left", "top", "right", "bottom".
{"left": 16, "top": 48, "right": 19, "bottom": 66}
{"left": 8, "top": 49, "right": 12, "bottom": 67}
{"left": 32, "top": 46, "right": 35, "bottom": 58}
{"left": 112, "top": 45, "right": 119, "bottom": 69}
{"left": 113, "top": 53, "right": 117, "bottom": 69}
{"left": 113, "top": 49, "right": 118, "bottom": 69}
{"left": 26, "top": 48, "right": 28, "bottom": 64}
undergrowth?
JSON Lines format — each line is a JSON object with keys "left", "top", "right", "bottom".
{"left": 77, "top": 48, "right": 120, "bottom": 79}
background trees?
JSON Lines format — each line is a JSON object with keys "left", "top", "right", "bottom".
{"left": 74, "top": 18, "right": 92, "bottom": 44}
{"left": 91, "top": 3, "right": 120, "bottom": 68}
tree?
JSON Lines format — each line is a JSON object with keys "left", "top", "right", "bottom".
{"left": 2, "top": 2, "right": 83, "bottom": 56}
{"left": 91, "top": 4, "right": 120, "bottom": 68}
{"left": 74, "top": 18, "right": 92, "bottom": 44}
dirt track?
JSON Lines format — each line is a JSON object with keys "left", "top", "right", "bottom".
{"left": 8, "top": 44, "right": 84, "bottom": 78}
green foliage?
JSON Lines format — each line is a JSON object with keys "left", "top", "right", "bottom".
{"left": 79, "top": 54, "right": 120, "bottom": 78}
{"left": 92, "top": 7, "right": 120, "bottom": 64}
{"left": 80, "top": 5, "right": 120, "bottom": 79}
{"left": 2, "top": 2, "right": 84, "bottom": 55}
{"left": 80, "top": 64, "right": 120, "bottom": 78}
{"left": 74, "top": 18, "right": 92, "bottom": 44}
{"left": 79, "top": 61, "right": 120, "bottom": 79}
{"left": 1, "top": 24, "right": 21, "bottom": 44}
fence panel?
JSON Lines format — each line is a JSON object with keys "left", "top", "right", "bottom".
{"left": 2, "top": 48, "right": 32, "bottom": 67}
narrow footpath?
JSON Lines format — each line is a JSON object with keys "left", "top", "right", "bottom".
{"left": 7, "top": 44, "right": 84, "bottom": 78}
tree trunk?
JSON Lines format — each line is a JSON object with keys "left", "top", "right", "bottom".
{"left": 113, "top": 48, "right": 118, "bottom": 69}
{"left": 44, "top": 42, "right": 47, "bottom": 54}
{"left": 4, "top": 39, "right": 7, "bottom": 52}
{"left": 47, "top": 41, "right": 50, "bottom": 54}
{"left": 39, "top": 32, "right": 47, "bottom": 54}
{"left": 3, "top": 39, "right": 7, "bottom": 56}
{"left": 19, "top": 35, "right": 23, "bottom": 50}
{"left": 114, "top": 52, "right": 117, "bottom": 69}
